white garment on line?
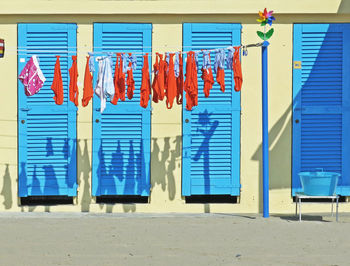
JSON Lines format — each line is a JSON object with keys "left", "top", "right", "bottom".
{"left": 94, "top": 56, "right": 115, "bottom": 113}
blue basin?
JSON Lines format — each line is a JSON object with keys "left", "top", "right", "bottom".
{"left": 298, "top": 171, "right": 340, "bottom": 196}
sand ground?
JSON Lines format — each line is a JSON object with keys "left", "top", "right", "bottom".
{"left": 0, "top": 212, "right": 349, "bottom": 266}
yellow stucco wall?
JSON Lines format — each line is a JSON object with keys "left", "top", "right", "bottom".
{"left": 1, "top": 8, "right": 350, "bottom": 213}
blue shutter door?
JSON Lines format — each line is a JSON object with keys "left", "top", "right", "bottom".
{"left": 18, "top": 23, "right": 77, "bottom": 197}
{"left": 92, "top": 23, "right": 152, "bottom": 196}
{"left": 182, "top": 23, "right": 241, "bottom": 196}
{"left": 292, "top": 24, "right": 350, "bottom": 195}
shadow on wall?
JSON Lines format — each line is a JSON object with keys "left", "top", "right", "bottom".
{"left": 78, "top": 139, "right": 91, "bottom": 212}
{"left": 1, "top": 164, "right": 12, "bottom": 209}
{"left": 151, "top": 135, "right": 181, "bottom": 201}
{"left": 251, "top": 105, "right": 292, "bottom": 213}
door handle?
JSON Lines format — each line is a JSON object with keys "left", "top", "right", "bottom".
{"left": 185, "top": 119, "right": 190, "bottom": 123}
{"left": 295, "top": 119, "right": 299, "bottom": 123}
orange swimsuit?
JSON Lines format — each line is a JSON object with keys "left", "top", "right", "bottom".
{"left": 216, "top": 67, "right": 225, "bottom": 93}
{"left": 176, "top": 53, "right": 183, "bottom": 105}
{"left": 233, "top": 46, "right": 243, "bottom": 92}
{"left": 82, "top": 56, "right": 94, "bottom": 107}
{"left": 165, "top": 53, "right": 177, "bottom": 109}
{"left": 152, "top": 55, "right": 160, "bottom": 103}
{"left": 157, "top": 53, "right": 166, "bottom": 101}
{"left": 164, "top": 53, "right": 169, "bottom": 98}
{"left": 111, "top": 53, "right": 120, "bottom": 105}
{"left": 126, "top": 56, "right": 135, "bottom": 100}
{"left": 140, "top": 53, "right": 151, "bottom": 108}
{"left": 69, "top": 55, "right": 79, "bottom": 106}
{"left": 184, "top": 51, "right": 198, "bottom": 111}
{"left": 201, "top": 53, "right": 214, "bottom": 98}
{"left": 118, "top": 53, "right": 126, "bottom": 101}
{"left": 51, "top": 55, "right": 64, "bottom": 105}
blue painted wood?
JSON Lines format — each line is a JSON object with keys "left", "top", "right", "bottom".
{"left": 18, "top": 23, "right": 77, "bottom": 197}
{"left": 92, "top": 23, "right": 152, "bottom": 196}
{"left": 292, "top": 24, "right": 350, "bottom": 196}
{"left": 182, "top": 23, "right": 241, "bottom": 196}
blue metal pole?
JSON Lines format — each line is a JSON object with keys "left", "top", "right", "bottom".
{"left": 262, "top": 41, "right": 270, "bottom": 218}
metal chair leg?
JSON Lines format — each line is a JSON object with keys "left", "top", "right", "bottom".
{"left": 331, "top": 198, "right": 334, "bottom": 217}
{"left": 336, "top": 196, "right": 339, "bottom": 222}
{"left": 299, "top": 198, "right": 301, "bottom": 222}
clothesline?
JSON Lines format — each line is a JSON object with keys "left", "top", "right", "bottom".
{"left": 14, "top": 43, "right": 262, "bottom": 49}
{"left": 19, "top": 41, "right": 245, "bottom": 113}
{"left": 12, "top": 42, "right": 262, "bottom": 58}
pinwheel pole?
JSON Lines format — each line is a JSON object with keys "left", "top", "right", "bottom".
{"left": 262, "top": 40, "right": 269, "bottom": 218}
{"left": 257, "top": 8, "right": 275, "bottom": 218}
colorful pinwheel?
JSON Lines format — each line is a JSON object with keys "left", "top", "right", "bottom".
{"left": 257, "top": 8, "right": 275, "bottom": 41}
{"left": 257, "top": 8, "right": 275, "bottom": 26}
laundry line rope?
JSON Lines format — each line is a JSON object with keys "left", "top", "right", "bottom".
{"left": 10, "top": 42, "right": 262, "bottom": 58}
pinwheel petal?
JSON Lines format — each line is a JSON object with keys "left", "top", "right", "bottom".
{"left": 263, "top": 8, "right": 268, "bottom": 17}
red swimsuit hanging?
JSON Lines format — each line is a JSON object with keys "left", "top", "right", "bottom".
{"left": 175, "top": 52, "right": 184, "bottom": 105}
{"left": 165, "top": 53, "right": 177, "bottom": 109}
{"left": 184, "top": 51, "right": 198, "bottom": 111}
{"left": 233, "top": 46, "right": 243, "bottom": 92}
{"left": 126, "top": 53, "right": 137, "bottom": 100}
{"left": 152, "top": 54, "right": 161, "bottom": 103}
{"left": 82, "top": 55, "right": 94, "bottom": 107}
{"left": 140, "top": 53, "right": 151, "bottom": 108}
{"left": 111, "top": 53, "right": 127, "bottom": 103}
{"left": 69, "top": 55, "right": 79, "bottom": 106}
{"left": 157, "top": 53, "right": 166, "bottom": 101}
{"left": 201, "top": 51, "right": 214, "bottom": 97}
{"left": 51, "top": 55, "right": 64, "bottom": 105}
{"left": 214, "top": 49, "right": 226, "bottom": 93}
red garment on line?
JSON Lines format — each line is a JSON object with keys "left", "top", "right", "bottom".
{"left": 140, "top": 53, "right": 151, "bottom": 108}
{"left": 51, "top": 56, "right": 64, "bottom": 105}
{"left": 176, "top": 53, "right": 183, "bottom": 105}
{"left": 126, "top": 55, "right": 135, "bottom": 100}
{"left": 165, "top": 53, "right": 176, "bottom": 109}
{"left": 184, "top": 51, "right": 198, "bottom": 111}
{"left": 216, "top": 67, "right": 225, "bottom": 93}
{"left": 152, "top": 54, "right": 161, "bottom": 103}
{"left": 82, "top": 56, "right": 93, "bottom": 107}
{"left": 118, "top": 53, "right": 126, "bottom": 101}
{"left": 157, "top": 53, "right": 166, "bottom": 101}
{"left": 233, "top": 46, "right": 243, "bottom": 92}
{"left": 69, "top": 55, "right": 79, "bottom": 106}
{"left": 164, "top": 54, "right": 169, "bottom": 96}
{"left": 201, "top": 53, "right": 214, "bottom": 98}
{"left": 111, "top": 53, "right": 120, "bottom": 105}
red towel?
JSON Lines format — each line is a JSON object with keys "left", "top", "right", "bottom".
{"left": 51, "top": 56, "right": 64, "bottom": 105}
{"left": 82, "top": 56, "right": 93, "bottom": 107}
{"left": 69, "top": 55, "right": 79, "bottom": 106}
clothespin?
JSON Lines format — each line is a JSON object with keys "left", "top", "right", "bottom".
{"left": 242, "top": 45, "right": 248, "bottom": 56}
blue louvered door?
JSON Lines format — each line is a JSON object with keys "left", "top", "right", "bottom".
{"left": 293, "top": 24, "right": 350, "bottom": 195}
{"left": 92, "top": 23, "right": 151, "bottom": 196}
{"left": 18, "top": 23, "right": 77, "bottom": 197}
{"left": 182, "top": 23, "right": 241, "bottom": 196}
